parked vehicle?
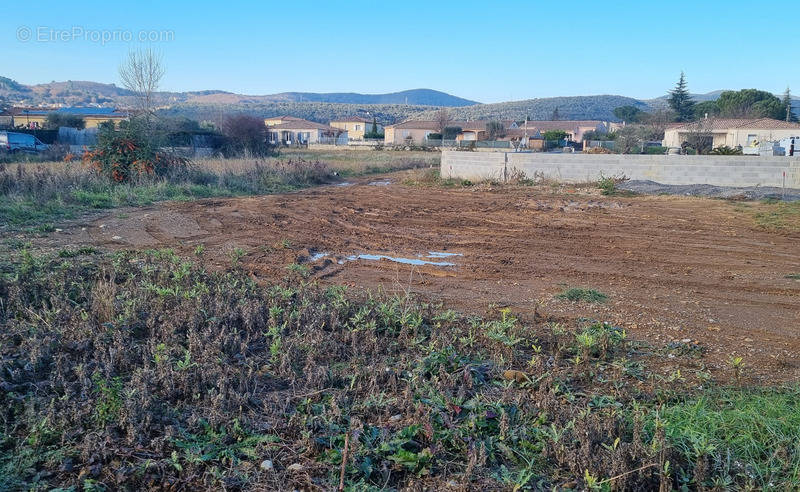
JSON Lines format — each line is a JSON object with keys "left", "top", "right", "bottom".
{"left": 0, "top": 131, "right": 49, "bottom": 153}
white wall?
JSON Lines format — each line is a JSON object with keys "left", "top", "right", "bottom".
{"left": 441, "top": 151, "right": 800, "bottom": 188}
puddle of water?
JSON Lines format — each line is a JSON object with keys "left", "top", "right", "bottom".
{"left": 368, "top": 180, "right": 391, "bottom": 186}
{"left": 344, "top": 253, "right": 456, "bottom": 267}
{"left": 336, "top": 182, "right": 354, "bottom": 187}
{"left": 425, "top": 251, "right": 463, "bottom": 259}
{"left": 312, "top": 250, "right": 463, "bottom": 267}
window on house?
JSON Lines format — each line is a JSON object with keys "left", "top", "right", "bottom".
{"left": 355, "top": 125, "right": 361, "bottom": 131}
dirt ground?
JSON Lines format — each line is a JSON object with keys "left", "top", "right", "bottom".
{"left": 47, "top": 173, "right": 800, "bottom": 382}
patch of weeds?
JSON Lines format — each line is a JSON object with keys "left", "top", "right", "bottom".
{"left": 71, "top": 190, "right": 114, "bottom": 209}
{"left": 556, "top": 287, "right": 608, "bottom": 304}
{"left": 58, "top": 246, "right": 98, "bottom": 258}
{"left": 784, "top": 273, "right": 800, "bottom": 280}
{"left": 597, "top": 173, "right": 636, "bottom": 197}
{"left": 651, "top": 386, "right": 800, "bottom": 490}
{"left": 753, "top": 201, "right": 800, "bottom": 232}
{"left": 663, "top": 340, "right": 705, "bottom": 358}
{"left": 286, "top": 262, "right": 311, "bottom": 277}
{"left": 4, "top": 238, "right": 32, "bottom": 250}
{"left": 228, "top": 247, "right": 246, "bottom": 267}
{"left": 92, "top": 373, "right": 123, "bottom": 427}
{"left": 30, "top": 223, "right": 56, "bottom": 234}
{"left": 172, "top": 420, "right": 279, "bottom": 468}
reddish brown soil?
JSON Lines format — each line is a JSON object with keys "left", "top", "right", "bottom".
{"left": 56, "top": 175, "right": 800, "bottom": 381}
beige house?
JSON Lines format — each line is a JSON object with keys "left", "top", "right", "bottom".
{"left": 0, "top": 107, "right": 129, "bottom": 129}
{"left": 384, "top": 120, "right": 516, "bottom": 144}
{"left": 663, "top": 118, "right": 800, "bottom": 149}
{"left": 267, "top": 118, "right": 346, "bottom": 145}
{"left": 384, "top": 120, "right": 441, "bottom": 144}
{"left": 527, "top": 120, "right": 611, "bottom": 141}
{"left": 330, "top": 116, "right": 383, "bottom": 140}
{"left": 384, "top": 119, "right": 555, "bottom": 145}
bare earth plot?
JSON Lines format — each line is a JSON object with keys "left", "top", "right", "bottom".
{"left": 55, "top": 175, "right": 800, "bottom": 381}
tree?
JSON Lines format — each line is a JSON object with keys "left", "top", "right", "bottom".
{"left": 119, "top": 48, "right": 165, "bottom": 119}
{"left": 639, "top": 109, "right": 674, "bottom": 139}
{"left": 486, "top": 120, "right": 505, "bottom": 140}
{"left": 716, "top": 89, "right": 784, "bottom": 119}
{"left": 551, "top": 107, "right": 560, "bottom": 120}
{"left": 614, "top": 125, "right": 644, "bottom": 154}
{"left": 221, "top": 114, "right": 272, "bottom": 157}
{"left": 542, "top": 130, "right": 568, "bottom": 141}
{"left": 434, "top": 108, "right": 451, "bottom": 134}
{"left": 363, "top": 116, "right": 383, "bottom": 139}
{"left": 682, "top": 119, "right": 714, "bottom": 154}
{"left": 783, "top": 87, "right": 797, "bottom": 122}
{"left": 45, "top": 112, "right": 86, "bottom": 130}
{"left": 693, "top": 100, "right": 719, "bottom": 120}
{"left": 613, "top": 105, "right": 644, "bottom": 123}
{"left": 442, "top": 126, "right": 462, "bottom": 140}
{"left": 668, "top": 72, "right": 695, "bottom": 122}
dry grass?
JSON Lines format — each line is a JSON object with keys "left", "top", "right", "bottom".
{"left": 0, "top": 150, "right": 437, "bottom": 227}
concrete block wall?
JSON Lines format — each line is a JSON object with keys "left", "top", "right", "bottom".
{"left": 441, "top": 151, "right": 800, "bottom": 188}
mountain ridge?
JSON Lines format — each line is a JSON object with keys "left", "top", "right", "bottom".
{"left": 1, "top": 76, "right": 797, "bottom": 124}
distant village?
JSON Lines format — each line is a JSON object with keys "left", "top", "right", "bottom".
{"left": 2, "top": 105, "right": 800, "bottom": 156}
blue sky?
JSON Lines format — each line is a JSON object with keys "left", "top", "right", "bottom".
{"left": 3, "top": 0, "right": 798, "bottom": 103}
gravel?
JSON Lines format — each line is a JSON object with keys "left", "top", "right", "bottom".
{"left": 618, "top": 180, "right": 800, "bottom": 202}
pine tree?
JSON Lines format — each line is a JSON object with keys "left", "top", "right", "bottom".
{"left": 783, "top": 87, "right": 797, "bottom": 122}
{"left": 668, "top": 72, "right": 696, "bottom": 122}
{"left": 551, "top": 107, "right": 560, "bottom": 120}
{"left": 371, "top": 117, "right": 378, "bottom": 135}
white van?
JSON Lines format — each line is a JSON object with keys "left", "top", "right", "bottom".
{"left": 0, "top": 131, "right": 49, "bottom": 153}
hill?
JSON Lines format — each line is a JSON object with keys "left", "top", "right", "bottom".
{"left": 0, "top": 77, "right": 477, "bottom": 109}
{"left": 4, "top": 76, "right": 797, "bottom": 124}
{"left": 412, "top": 95, "right": 652, "bottom": 122}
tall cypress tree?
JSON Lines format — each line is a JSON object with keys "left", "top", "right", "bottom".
{"left": 783, "top": 87, "right": 797, "bottom": 122}
{"left": 668, "top": 72, "right": 696, "bottom": 122}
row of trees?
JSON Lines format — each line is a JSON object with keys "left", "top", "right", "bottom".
{"left": 667, "top": 72, "right": 796, "bottom": 123}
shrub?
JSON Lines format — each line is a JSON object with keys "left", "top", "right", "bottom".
{"left": 709, "top": 145, "right": 743, "bottom": 155}
{"left": 44, "top": 112, "right": 86, "bottom": 130}
{"left": 542, "top": 130, "right": 568, "bottom": 141}
{"left": 82, "top": 119, "right": 190, "bottom": 183}
{"left": 221, "top": 114, "right": 274, "bottom": 157}
{"left": 556, "top": 287, "right": 608, "bottom": 303}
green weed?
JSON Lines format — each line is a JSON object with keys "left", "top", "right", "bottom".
{"left": 557, "top": 287, "right": 609, "bottom": 303}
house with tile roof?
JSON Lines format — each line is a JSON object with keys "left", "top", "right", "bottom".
{"left": 329, "top": 116, "right": 383, "bottom": 140}
{"left": 384, "top": 119, "right": 561, "bottom": 145}
{"left": 263, "top": 115, "right": 306, "bottom": 127}
{"left": 0, "top": 107, "right": 129, "bottom": 129}
{"left": 266, "top": 118, "right": 346, "bottom": 145}
{"left": 662, "top": 118, "right": 800, "bottom": 149}
{"left": 520, "top": 120, "right": 612, "bottom": 141}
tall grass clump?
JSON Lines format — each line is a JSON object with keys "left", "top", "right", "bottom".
{"left": 0, "top": 157, "right": 334, "bottom": 227}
